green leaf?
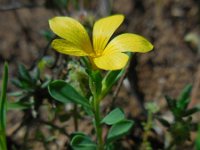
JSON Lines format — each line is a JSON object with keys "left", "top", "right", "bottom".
{"left": 195, "top": 125, "right": 200, "bottom": 150}
{"left": 0, "top": 62, "right": 8, "bottom": 150}
{"left": 15, "top": 64, "right": 37, "bottom": 90}
{"left": 177, "top": 84, "right": 192, "bottom": 111}
{"left": 183, "top": 106, "right": 200, "bottom": 117}
{"left": 41, "top": 78, "right": 52, "bottom": 89}
{"left": 11, "top": 79, "right": 23, "bottom": 89}
{"left": 101, "top": 69, "right": 125, "bottom": 98}
{"left": 156, "top": 117, "right": 170, "bottom": 128}
{"left": 7, "top": 101, "right": 32, "bottom": 110}
{"left": 101, "top": 108, "right": 125, "bottom": 125}
{"left": 106, "top": 120, "right": 134, "bottom": 144}
{"left": 18, "top": 64, "right": 32, "bottom": 82}
{"left": 165, "top": 95, "right": 176, "bottom": 110}
{"left": 48, "top": 80, "right": 91, "bottom": 109}
{"left": 80, "top": 57, "right": 91, "bottom": 70}
{"left": 88, "top": 70, "right": 102, "bottom": 98}
{"left": 71, "top": 134, "right": 96, "bottom": 150}
{"left": 32, "top": 67, "right": 40, "bottom": 82}
{"left": 105, "top": 143, "right": 115, "bottom": 150}
{"left": 8, "top": 91, "right": 23, "bottom": 97}
{"left": 165, "top": 95, "right": 179, "bottom": 117}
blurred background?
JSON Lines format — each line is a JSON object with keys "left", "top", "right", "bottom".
{"left": 0, "top": 0, "right": 200, "bottom": 149}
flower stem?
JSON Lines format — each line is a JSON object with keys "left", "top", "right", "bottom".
{"left": 94, "top": 97, "right": 104, "bottom": 150}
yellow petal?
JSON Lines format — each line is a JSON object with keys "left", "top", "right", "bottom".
{"left": 93, "top": 15, "right": 124, "bottom": 54}
{"left": 103, "top": 33, "right": 153, "bottom": 54}
{"left": 51, "top": 39, "right": 88, "bottom": 56}
{"left": 49, "top": 17, "right": 93, "bottom": 54}
{"left": 93, "top": 52, "right": 129, "bottom": 70}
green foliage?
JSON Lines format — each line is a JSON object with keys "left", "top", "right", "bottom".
{"left": 0, "top": 63, "right": 8, "bottom": 150}
{"left": 88, "top": 70, "right": 102, "bottom": 99}
{"left": 196, "top": 125, "right": 200, "bottom": 150}
{"left": 12, "top": 64, "right": 40, "bottom": 91}
{"left": 7, "top": 101, "right": 33, "bottom": 110}
{"left": 101, "top": 108, "right": 125, "bottom": 125}
{"left": 145, "top": 102, "right": 159, "bottom": 114}
{"left": 71, "top": 133, "right": 97, "bottom": 150}
{"left": 106, "top": 120, "right": 134, "bottom": 144}
{"left": 100, "top": 108, "right": 134, "bottom": 147}
{"left": 157, "top": 84, "right": 200, "bottom": 148}
{"left": 38, "top": 56, "right": 55, "bottom": 73}
{"left": 164, "top": 84, "right": 194, "bottom": 119}
{"left": 101, "top": 69, "right": 125, "bottom": 99}
{"left": 10, "top": 64, "right": 52, "bottom": 111}
{"left": 12, "top": 64, "right": 36, "bottom": 91}
{"left": 141, "top": 102, "right": 159, "bottom": 150}
{"left": 47, "top": 61, "right": 134, "bottom": 150}
{"left": 48, "top": 80, "right": 91, "bottom": 109}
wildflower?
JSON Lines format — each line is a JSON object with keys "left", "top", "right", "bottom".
{"left": 49, "top": 14, "right": 153, "bottom": 70}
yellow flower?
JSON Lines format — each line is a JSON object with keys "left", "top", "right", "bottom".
{"left": 49, "top": 14, "right": 153, "bottom": 70}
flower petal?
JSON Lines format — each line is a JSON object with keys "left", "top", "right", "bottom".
{"left": 93, "top": 15, "right": 124, "bottom": 54}
{"left": 52, "top": 39, "right": 88, "bottom": 56}
{"left": 93, "top": 52, "right": 129, "bottom": 70}
{"left": 103, "top": 33, "right": 153, "bottom": 54}
{"left": 49, "top": 17, "right": 93, "bottom": 54}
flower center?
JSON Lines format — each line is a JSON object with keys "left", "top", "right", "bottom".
{"left": 90, "top": 51, "right": 102, "bottom": 58}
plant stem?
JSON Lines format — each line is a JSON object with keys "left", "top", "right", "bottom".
{"left": 0, "top": 63, "right": 8, "bottom": 150}
{"left": 94, "top": 97, "right": 104, "bottom": 150}
{"left": 141, "top": 111, "right": 153, "bottom": 150}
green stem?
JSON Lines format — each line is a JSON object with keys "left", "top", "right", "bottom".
{"left": 0, "top": 63, "right": 8, "bottom": 150}
{"left": 94, "top": 97, "right": 104, "bottom": 150}
{"left": 141, "top": 111, "right": 153, "bottom": 150}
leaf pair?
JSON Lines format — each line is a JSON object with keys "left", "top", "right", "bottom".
{"left": 70, "top": 108, "right": 134, "bottom": 150}
{"left": 102, "top": 108, "right": 134, "bottom": 145}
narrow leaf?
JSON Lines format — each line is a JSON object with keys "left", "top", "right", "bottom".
{"left": 48, "top": 80, "right": 91, "bottom": 109}
{"left": 101, "top": 69, "right": 125, "bottom": 98}
{"left": 165, "top": 95, "right": 176, "bottom": 110}
{"left": 101, "top": 108, "right": 125, "bottom": 125}
{"left": 71, "top": 134, "right": 96, "bottom": 150}
{"left": 7, "top": 101, "right": 32, "bottom": 110}
{"left": 177, "top": 84, "right": 192, "bottom": 110}
{"left": 156, "top": 117, "right": 170, "bottom": 128}
{"left": 11, "top": 79, "right": 23, "bottom": 89}
{"left": 183, "top": 106, "right": 200, "bottom": 117}
{"left": 106, "top": 120, "right": 134, "bottom": 144}
{"left": 18, "top": 64, "right": 32, "bottom": 82}
{"left": 0, "top": 62, "right": 8, "bottom": 150}
{"left": 165, "top": 95, "right": 179, "bottom": 117}
{"left": 88, "top": 70, "right": 102, "bottom": 98}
